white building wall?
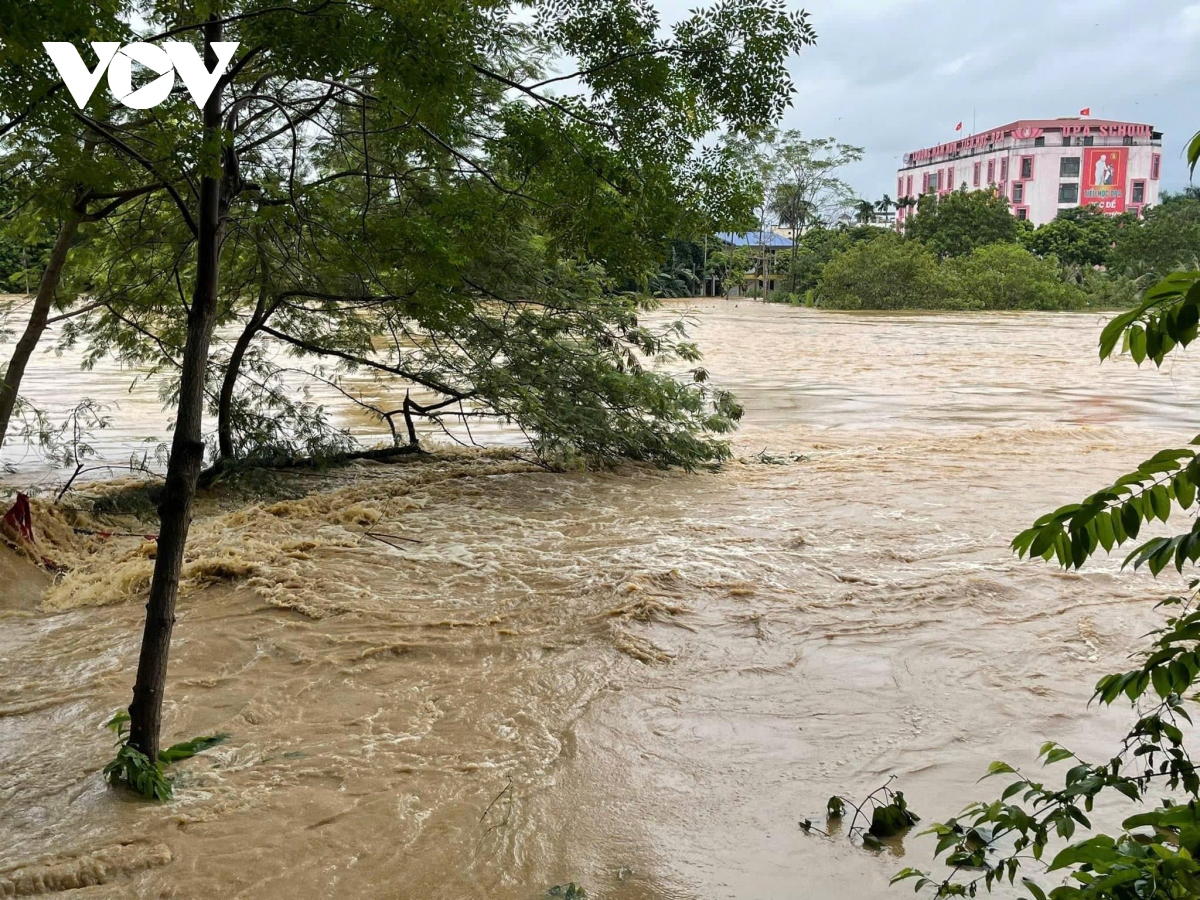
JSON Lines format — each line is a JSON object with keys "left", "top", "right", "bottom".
{"left": 895, "top": 119, "right": 1163, "bottom": 228}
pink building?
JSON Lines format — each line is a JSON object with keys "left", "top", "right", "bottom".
{"left": 896, "top": 118, "right": 1163, "bottom": 228}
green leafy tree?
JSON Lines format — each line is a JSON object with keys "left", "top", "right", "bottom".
{"left": 1023, "top": 206, "right": 1122, "bottom": 269}
{"left": 774, "top": 224, "right": 878, "bottom": 297}
{"left": 816, "top": 235, "right": 1087, "bottom": 312}
{"left": 942, "top": 243, "right": 1087, "bottom": 311}
{"left": 906, "top": 188, "right": 1020, "bottom": 258}
{"left": 708, "top": 243, "right": 756, "bottom": 298}
{"left": 816, "top": 231, "right": 949, "bottom": 310}
{"left": 0, "top": 0, "right": 154, "bottom": 450}
{"left": 751, "top": 131, "right": 862, "bottom": 294}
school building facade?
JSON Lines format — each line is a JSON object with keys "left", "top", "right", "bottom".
{"left": 895, "top": 118, "right": 1163, "bottom": 228}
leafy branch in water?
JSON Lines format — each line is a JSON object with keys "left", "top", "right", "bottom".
{"left": 102, "top": 711, "right": 230, "bottom": 801}
{"left": 802, "top": 778, "right": 920, "bottom": 851}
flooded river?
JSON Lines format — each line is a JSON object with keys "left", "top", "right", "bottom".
{"left": 1, "top": 301, "right": 1197, "bottom": 898}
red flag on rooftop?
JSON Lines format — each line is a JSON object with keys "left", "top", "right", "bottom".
{"left": 1080, "top": 107, "right": 1091, "bottom": 116}
{"left": 955, "top": 121, "right": 963, "bottom": 132}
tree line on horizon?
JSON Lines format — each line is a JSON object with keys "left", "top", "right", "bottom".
{"left": 643, "top": 159, "right": 1200, "bottom": 312}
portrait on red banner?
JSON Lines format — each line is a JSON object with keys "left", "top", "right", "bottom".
{"left": 1080, "top": 147, "right": 1128, "bottom": 213}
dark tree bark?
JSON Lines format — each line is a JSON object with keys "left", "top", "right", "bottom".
{"left": 0, "top": 213, "right": 81, "bottom": 449}
{"left": 128, "top": 17, "right": 228, "bottom": 763}
{"left": 216, "top": 287, "right": 278, "bottom": 461}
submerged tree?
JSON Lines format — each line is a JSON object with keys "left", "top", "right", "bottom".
{"left": 1, "top": 0, "right": 815, "bottom": 782}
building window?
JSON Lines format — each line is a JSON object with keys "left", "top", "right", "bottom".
{"left": 987, "top": 159, "right": 995, "bottom": 183}
{"left": 922, "top": 172, "right": 928, "bottom": 193}
{"left": 973, "top": 162, "right": 981, "bottom": 186}
{"left": 898, "top": 176, "right": 903, "bottom": 197}
{"left": 1152, "top": 154, "right": 1161, "bottom": 180}
{"left": 1016, "top": 207, "right": 1029, "bottom": 221}
{"left": 1013, "top": 182, "right": 1024, "bottom": 204}
{"left": 1060, "top": 156, "right": 1081, "bottom": 178}
{"left": 1123, "top": 135, "right": 1134, "bottom": 146}
{"left": 1020, "top": 156, "right": 1033, "bottom": 180}
{"left": 907, "top": 174, "right": 913, "bottom": 196}
{"left": 1082, "top": 135, "right": 1094, "bottom": 146}
{"left": 1132, "top": 180, "right": 1146, "bottom": 204}
{"left": 1000, "top": 158, "right": 1009, "bottom": 182}
{"left": 1061, "top": 135, "right": 1072, "bottom": 147}
{"left": 1059, "top": 182, "right": 1079, "bottom": 204}
{"left": 1034, "top": 136, "right": 1045, "bottom": 147}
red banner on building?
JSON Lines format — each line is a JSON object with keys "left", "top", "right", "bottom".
{"left": 1081, "top": 147, "right": 1127, "bottom": 213}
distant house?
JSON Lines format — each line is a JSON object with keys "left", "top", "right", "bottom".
{"left": 715, "top": 230, "right": 794, "bottom": 299}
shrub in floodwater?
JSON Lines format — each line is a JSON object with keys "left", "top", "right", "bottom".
{"left": 940, "top": 243, "right": 1088, "bottom": 311}
{"left": 547, "top": 884, "right": 587, "bottom": 898}
{"left": 817, "top": 234, "right": 1090, "bottom": 311}
{"left": 102, "top": 711, "right": 229, "bottom": 801}
{"left": 817, "top": 232, "right": 953, "bottom": 310}
{"left": 802, "top": 778, "right": 920, "bottom": 852}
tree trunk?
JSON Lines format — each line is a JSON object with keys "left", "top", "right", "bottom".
{"left": 128, "top": 18, "right": 227, "bottom": 763}
{"left": 216, "top": 291, "right": 272, "bottom": 461}
{"left": 790, "top": 232, "right": 797, "bottom": 296}
{"left": 0, "top": 214, "right": 81, "bottom": 450}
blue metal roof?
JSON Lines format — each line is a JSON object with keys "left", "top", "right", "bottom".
{"left": 716, "top": 230, "right": 794, "bottom": 249}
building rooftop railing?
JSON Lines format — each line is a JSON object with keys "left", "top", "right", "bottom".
{"left": 899, "top": 135, "right": 1161, "bottom": 171}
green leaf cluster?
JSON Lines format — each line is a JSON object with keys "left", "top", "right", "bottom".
{"left": 904, "top": 189, "right": 1020, "bottom": 260}
{"left": 101, "top": 710, "right": 229, "bottom": 801}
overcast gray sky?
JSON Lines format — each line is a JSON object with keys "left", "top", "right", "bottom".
{"left": 660, "top": 0, "right": 1199, "bottom": 199}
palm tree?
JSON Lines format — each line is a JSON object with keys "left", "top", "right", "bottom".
{"left": 894, "top": 196, "right": 918, "bottom": 232}
{"left": 770, "top": 182, "right": 814, "bottom": 294}
{"left": 854, "top": 199, "right": 876, "bottom": 225}
{"left": 876, "top": 195, "right": 895, "bottom": 214}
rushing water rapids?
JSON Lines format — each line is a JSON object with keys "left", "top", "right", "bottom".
{"left": 1, "top": 301, "right": 1198, "bottom": 898}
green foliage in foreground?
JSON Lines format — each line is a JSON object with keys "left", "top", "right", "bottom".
{"left": 817, "top": 233, "right": 1087, "bottom": 311}
{"left": 897, "top": 141, "right": 1200, "bottom": 894}
{"left": 103, "top": 711, "right": 229, "bottom": 801}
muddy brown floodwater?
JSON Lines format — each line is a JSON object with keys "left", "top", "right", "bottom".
{"left": 2, "top": 301, "right": 1199, "bottom": 898}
